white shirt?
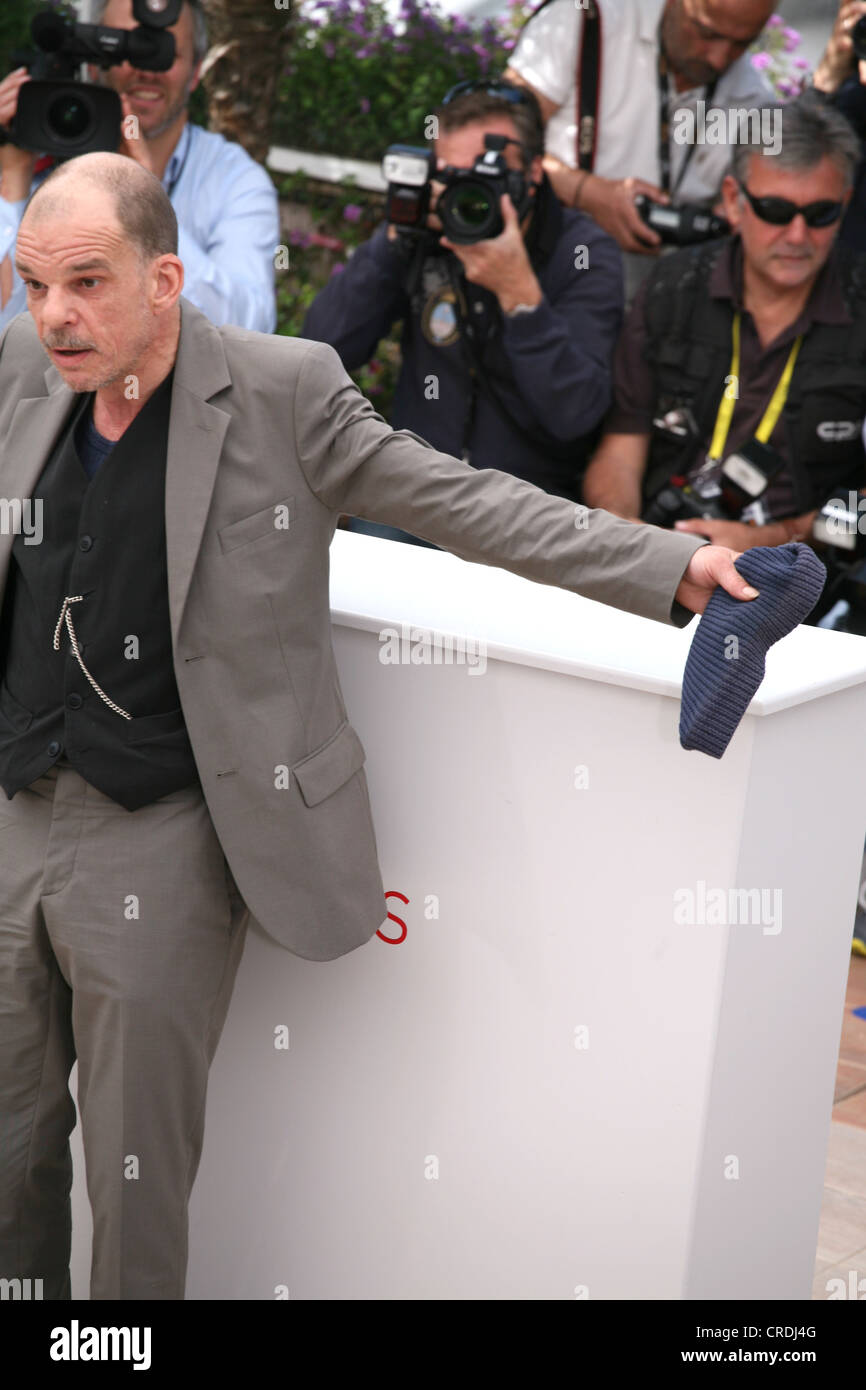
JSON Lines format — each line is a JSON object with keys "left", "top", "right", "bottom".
{"left": 510, "top": 0, "right": 773, "bottom": 203}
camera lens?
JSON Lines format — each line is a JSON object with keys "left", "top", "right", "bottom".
{"left": 47, "top": 92, "right": 93, "bottom": 143}
{"left": 440, "top": 181, "right": 498, "bottom": 241}
{"left": 853, "top": 15, "right": 866, "bottom": 62}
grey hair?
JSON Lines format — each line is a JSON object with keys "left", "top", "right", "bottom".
{"left": 91, "top": 0, "right": 209, "bottom": 69}
{"left": 730, "top": 91, "right": 862, "bottom": 192}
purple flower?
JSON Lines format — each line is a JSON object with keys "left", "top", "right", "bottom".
{"left": 782, "top": 26, "right": 801, "bottom": 53}
{"left": 794, "top": 57, "right": 811, "bottom": 71}
{"left": 330, "top": 262, "right": 346, "bottom": 277}
{"left": 776, "top": 79, "right": 796, "bottom": 98}
{"left": 343, "top": 203, "right": 362, "bottom": 222}
{"left": 751, "top": 52, "right": 771, "bottom": 71}
{"left": 766, "top": 13, "right": 783, "bottom": 26}
{"left": 360, "top": 97, "right": 370, "bottom": 113}
{"left": 323, "top": 40, "right": 335, "bottom": 58}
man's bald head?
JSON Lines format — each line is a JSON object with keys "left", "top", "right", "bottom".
{"left": 15, "top": 151, "right": 184, "bottom": 398}
{"left": 662, "top": 0, "right": 774, "bottom": 88}
{"left": 23, "top": 152, "right": 178, "bottom": 265}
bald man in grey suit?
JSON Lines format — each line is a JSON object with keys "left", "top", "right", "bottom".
{"left": 0, "top": 152, "right": 756, "bottom": 1300}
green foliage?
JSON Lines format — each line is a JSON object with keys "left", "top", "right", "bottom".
{"left": 274, "top": 171, "right": 402, "bottom": 413}
{"left": 1, "top": 1, "right": 53, "bottom": 76}
{"left": 275, "top": 0, "right": 531, "bottom": 159}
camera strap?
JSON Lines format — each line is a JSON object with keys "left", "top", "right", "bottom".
{"left": 163, "top": 122, "right": 193, "bottom": 201}
{"left": 576, "top": 0, "right": 601, "bottom": 171}
{"left": 707, "top": 311, "right": 804, "bottom": 465}
{"left": 514, "top": 0, "right": 601, "bottom": 171}
{"left": 657, "top": 51, "right": 718, "bottom": 197}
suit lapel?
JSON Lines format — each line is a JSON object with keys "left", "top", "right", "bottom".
{"left": 0, "top": 376, "right": 78, "bottom": 600}
{"left": 165, "top": 297, "right": 233, "bottom": 649}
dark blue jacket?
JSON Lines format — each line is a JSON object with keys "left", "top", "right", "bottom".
{"left": 302, "top": 176, "right": 624, "bottom": 501}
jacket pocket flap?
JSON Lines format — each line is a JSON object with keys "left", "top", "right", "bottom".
{"left": 292, "top": 720, "right": 366, "bottom": 807}
{"left": 219, "top": 496, "right": 294, "bottom": 553}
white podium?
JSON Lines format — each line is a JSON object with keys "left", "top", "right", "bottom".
{"left": 70, "top": 531, "right": 866, "bottom": 1300}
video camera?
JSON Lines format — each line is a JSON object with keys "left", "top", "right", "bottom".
{"left": 382, "top": 133, "right": 534, "bottom": 245}
{"left": 643, "top": 439, "right": 784, "bottom": 528}
{"left": 1, "top": 0, "right": 181, "bottom": 160}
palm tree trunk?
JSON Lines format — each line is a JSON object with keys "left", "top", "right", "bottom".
{"left": 199, "top": 0, "right": 291, "bottom": 165}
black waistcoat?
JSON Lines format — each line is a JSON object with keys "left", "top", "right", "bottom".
{"left": 0, "top": 370, "right": 200, "bottom": 810}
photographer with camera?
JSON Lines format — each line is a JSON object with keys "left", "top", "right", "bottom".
{"left": 504, "top": 0, "right": 776, "bottom": 300}
{"left": 582, "top": 94, "right": 866, "bottom": 563}
{"left": 302, "top": 80, "right": 624, "bottom": 537}
{"left": 0, "top": 0, "right": 278, "bottom": 332}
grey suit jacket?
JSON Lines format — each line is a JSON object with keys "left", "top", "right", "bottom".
{"left": 0, "top": 297, "right": 705, "bottom": 960}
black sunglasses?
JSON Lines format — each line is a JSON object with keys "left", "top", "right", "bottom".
{"left": 441, "top": 79, "right": 532, "bottom": 106}
{"left": 740, "top": 184, "right": 845, "bottom": 229}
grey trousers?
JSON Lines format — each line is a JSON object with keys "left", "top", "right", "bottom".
{"left": 0, "top": 760, "right": 249, "bottom": 1300}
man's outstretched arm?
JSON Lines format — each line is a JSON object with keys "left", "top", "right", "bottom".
{"left": 291, "top": 341, "right": 758, "bottom": 624}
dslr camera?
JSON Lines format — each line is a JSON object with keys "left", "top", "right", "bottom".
{"left": 382, "top": 133, "right": 534, "bottom": 245}
{"left": 634, "top": 195, "right": 730, "bottom": 246}
{"left": 643, "top": 439, "right": 784, "bottom": 527}
{"left": 1, "top": 0, "right": 181, "bottom": 160}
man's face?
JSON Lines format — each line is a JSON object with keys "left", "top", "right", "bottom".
{"left": 661, "top": 0, "right": 774, "bottom": 88}
{"left": 721, "top": 153, "right": 849, "bottom": 294}
{"left": 433, "top": 117, "right": 542, "bottom": 221}
{"left": 15, "top": 187, "right": 159, "bottom": 392}
{"left": 92, "top": 0, "right": 200, "bottom": 139}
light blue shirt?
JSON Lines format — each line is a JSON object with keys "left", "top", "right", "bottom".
{"left": 0, "top": 121, "right": 280, "bottom": 332}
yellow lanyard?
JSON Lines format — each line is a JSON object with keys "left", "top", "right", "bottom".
{"left": 707, "top": 312, "right": 803, "bottom": 464}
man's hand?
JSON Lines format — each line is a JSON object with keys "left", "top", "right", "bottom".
{"left": 0, "top": 68, "right": 36, "bottom": 202}
{"left": 116, "top": 96, "right": 157, "bottom": 174}
{"left": 440, "top": 193, "right": 542, "bottom": 312}
{"left": 543, "top": 157, "right": 667, "bottom": 254}
{"left": 675, "top": 544, "right": 759, "bottom": 617}
{"left": 813, "top": 1, "right": 866, "bottom": 93}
